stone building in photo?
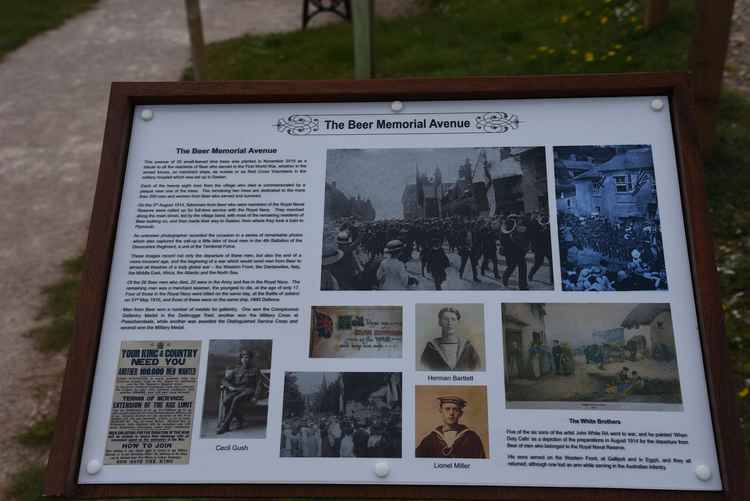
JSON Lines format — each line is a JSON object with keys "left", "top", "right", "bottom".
{"left": 401, "top": 147, "right": 548, "bottom": 219}
{"left": 502, "top": 303, "right": 551, "bottom": 381}
{"left": 560, "top": 146, "right": 658, "bottom": 223}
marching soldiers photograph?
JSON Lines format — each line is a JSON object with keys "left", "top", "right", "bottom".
{"left": 321, "top": 147, "right": 553, "bottom": 291}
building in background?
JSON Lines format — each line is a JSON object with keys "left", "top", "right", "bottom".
{"left": 621, "top": 303, "right": 675, "bottom": 360}
{"left": 560, "top": 146, "right": 658, "bottom": 222}
{"left": 502, "top": 303, "right": 550, "bottom": 381}
{"left": 592, "top": 327, "right": 625, "bottom": 345}
{"left": 324, "top": 180, "right": 376, "bottom": 221}
{"left": 402, "top": 147, "right": 547, "bottom": 219}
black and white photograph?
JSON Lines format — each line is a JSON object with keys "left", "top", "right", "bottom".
{"left": 321, "top": 147, "right": 553, "bottom": 291}
{"left": 280, "top": 372, "right": 402, "bottom": 458}
{"left": 503, "top": 303, "right": 682, "bottom": 411}
{"left": 200, "top": 340, "right": 272, "bottom": 439}
{"left": 555, "top": 145, "right": 667, "bottom": 291}
{"left": 415, "top": 303, "right": 485, "bottom": 372}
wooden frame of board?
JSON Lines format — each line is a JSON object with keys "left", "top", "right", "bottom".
{"left": 44, "top": 73, "right": 745, "bottom": 500}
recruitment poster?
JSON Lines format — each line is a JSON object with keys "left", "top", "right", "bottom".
{"left": 104, "top": 340, "right": 200, "bottom": 465}
{"left": 76, "top": 96, "right": 722, "bottom": 491}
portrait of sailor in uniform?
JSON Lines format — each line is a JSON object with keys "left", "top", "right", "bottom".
{"left": 417, "top": 305, "right": 484, "bottom": 371}
{"left": 415, "top": 394, "right": 487, "bottom": 459}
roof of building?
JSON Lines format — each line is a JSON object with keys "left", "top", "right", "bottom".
{"left": 621, "top": 303, "right": 670, "bottom": 329}
{"left": 502, "top": 313, "right": 529, "bottom": 328}
{"left": 573, "top": 148, "right": 654, "bottom": 180}
{"left": 556, "top": 157, "right": 593, "bottom": 172}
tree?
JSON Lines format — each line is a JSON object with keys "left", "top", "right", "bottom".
{"left": 282, "top": 373, "right": 304, "bottom": 417}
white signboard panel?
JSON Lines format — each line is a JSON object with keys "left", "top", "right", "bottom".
{"left": 76, "top": 96, "right": 721, "bottom": 491}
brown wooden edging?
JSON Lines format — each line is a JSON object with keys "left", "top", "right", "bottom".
{"left": 44, "top": 73, "right": 745, "bottom": 500}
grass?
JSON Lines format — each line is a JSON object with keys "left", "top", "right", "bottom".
{"left": 15, "top": 418, "right": 56, "bottom": 448}
{"left": 187, "top": 0, "right": 695, "bottom": 80}
{"left": 705, "top": 92, "right": 750, "bottom": 449}
{"left": 7, "top": 464, "right": 44, "bottom": 501}
{"left": 9, "top": 418, "right": 55, "bottom": 500}
{"left": 26, "top": 255, "right": 84, "bottom": 352}
{"left": 0, "top": 0, "right": 99, "bottom": 60}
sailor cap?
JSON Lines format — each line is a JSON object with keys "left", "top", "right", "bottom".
{"left": 437, "top": 395, "right": 467, "bottom": 408}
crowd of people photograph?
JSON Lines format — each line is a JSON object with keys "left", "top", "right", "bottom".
{"left": 321, "top": 146, "right": 553, "bottom": 291}
{"left": 558, "top": 213, "right": 667, "bottom": 291}
{"left": 280, "top": 372, "right": 402, "bottom": 458}
{"left": 322, "top": 214, "right": 553, "bottom": 291}
{"left": 555, "top": 144, "right": 668, "bottom": 291}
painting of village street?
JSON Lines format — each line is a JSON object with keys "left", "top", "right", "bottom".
{"left": 321, "top": 147, "right": 553, "bottom": 291}
{"left": 555, "top": 145, "right": 667, "bottom": 291}
{"left": 503, "top": 303, "right": 683, "bottom": 411}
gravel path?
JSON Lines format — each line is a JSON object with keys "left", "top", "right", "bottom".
{"left": 0, "top": 0, "right": 413, "bottom": 492}
{"left": 725, "top": 0, "right": 750, "bottom": 94}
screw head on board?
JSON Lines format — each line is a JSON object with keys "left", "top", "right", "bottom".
{"left": 695, "top": 464, "right": 711, "bottom": 481}
{"left": 374, "top": 461, "right": 390, "bottom": 478}
{"left": 86, "top": 459, "right": 102, "bottom": 475}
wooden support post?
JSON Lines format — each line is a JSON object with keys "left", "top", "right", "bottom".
{"left": 352, "top": 0, "right": 374, "bottom": 79}
{"left": 689, "top": 0, "right": 735, "bottom": 158}
{"left": 184, "top": 0, "right": 206, "bottom": 81}
{"left": 644, "top": 0, "right": 669, "bottom": 30}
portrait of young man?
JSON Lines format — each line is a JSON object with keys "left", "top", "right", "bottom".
{"left": 415, "top": 387, "right": 488, "bottom": 459}
{"left": 416, "top": 304, "right": 485, "bottom": 371}
{"left": 200, "top": 339, "right": 272, "bottom": 439}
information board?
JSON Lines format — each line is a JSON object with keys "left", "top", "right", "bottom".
{"left": 45, "top": 75, "right": 745, "bottom": 500}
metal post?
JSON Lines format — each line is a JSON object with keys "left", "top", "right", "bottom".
{"left": 352, "top": 0, "right": 374, "bottom": 79}
{"left": 184, "top": 0, "right": 206, "bottom": 81}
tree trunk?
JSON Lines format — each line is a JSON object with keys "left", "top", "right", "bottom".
{"left": 689, "top": 0, "right": 735, "bottom": 158}
{"left": 184, "top": 0, "right": 206, "bottom": 80}
{"left": 644, "top": 0, "right": 669, "bottom": 30}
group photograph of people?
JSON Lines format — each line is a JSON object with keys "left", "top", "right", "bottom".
{"left": 554, "top": 145, "right": 668, "bottom": 291}
{"left": 321, "top": 146, "right": 553, "bottom": 291}
{"left": 280, "top": 372, "right": 402, "bottom": 458}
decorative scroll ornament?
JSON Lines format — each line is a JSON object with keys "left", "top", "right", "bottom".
{"left": 474, "top": 112, "right": 520, "bottom": 133}
{"left": 276, "top": 115, "right": 320, "bottom": 135}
